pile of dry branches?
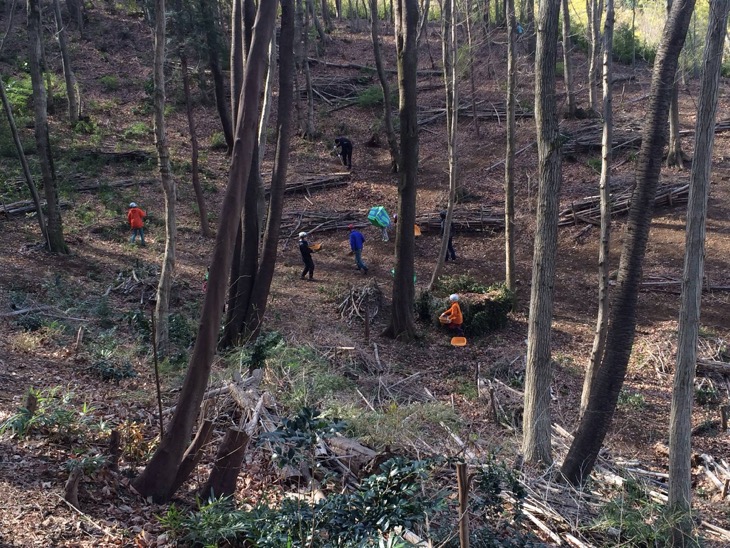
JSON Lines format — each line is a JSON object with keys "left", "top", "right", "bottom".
{"left": 416, "top": 208, "right": 505, "bottom": 233}
{"left": 560, "top": 121, "right": 643, "bottom": 156}
{"left": 418, "top": 100, "right": 532, "bottom": 126}
{"left": 279, "top": 210, "right": 367, "bottom": 240}
{"left": 337, "top": 281, "right": 383, "bottom": 325}
{"left": 265, "top": 172, "right": 350, "bottom": 198}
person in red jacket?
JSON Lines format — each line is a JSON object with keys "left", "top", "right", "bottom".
{"left": 440, "top": 293, "right": 464, "bottom": 336}
{"left": 127, "top": 202, "right": 146, "bottom": 246}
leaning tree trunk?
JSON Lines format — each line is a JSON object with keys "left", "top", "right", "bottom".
{"left": 308, "top": 0, "right": 328, "bottom": 45}
{"left": 181, "top": 53, "right": 211, "bottom": 238}
{"left": 0, "top": 77, "right": 48, "bottom": 247}
{"left": 416, "top": 0, "right": 430, "bottom": 45}
{"left": 243, "top": 0, "right": 296, "bottom": 340}
{"left": 383, "top": 0, "right": 419, "bottom": 341}
{"left": 370, "top": 0, "right": 399, "bottom": 172}
{"left": 231, "top": 0, "right": 244, "bottom": 124}
{"left": 428, "top": 0, "right": 457, "bottom": 290}
{"left": 132, "top": 0, "right": 277, "bottom": 503}
{"left": 52, "top": 0, "right": 80, "bottom": 125}
{"left": 561, "top": 0, "right": 696, "bottom": 487}
{"left": 522, "top": 0, "right": 561, "bottom": 467}
{"left": 153, "top": 0, "right": 175, "bottom": 358}
{"left": 504, "top": 0, "right": 516, "bottom": 293}
{"left": 561, "top": 0, "right": 576, "bottom": 117}
{"left": 27, "top": 0, "right": 68, "bottom": 254}
{"left": 668, "top": 2, "right": 729, "bottom": 543}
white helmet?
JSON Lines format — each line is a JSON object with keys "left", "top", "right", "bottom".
{"left": 299, "top": 232, "right": 307, "bottom": 238}
{"left": 449, "top": 294, "right": 459, "bottom": 302}
{"left": 129, "top": 202, "right": 137, "bottom": 208}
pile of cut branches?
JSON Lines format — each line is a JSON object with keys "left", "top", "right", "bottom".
{"left": 418, "top": 100, "right": 532, "bottom": 126}
{"left": 338, "top": 281, "right": 383, "bottom": 325}
{"left": 279, "top": 210, "right": 367, "bottom": 240}
{"left": 560, "top": 121, "right": 643, "bottom": 156}
{"left": 416, "top": 208, "right": 504, "bottom": 233}
{"left": 265, "top": 172, "right": 350, "bottom": 198}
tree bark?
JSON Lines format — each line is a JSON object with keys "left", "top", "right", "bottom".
{"left": 383, "top": 0, "right": 418, "bottom": 341}
{"left": 308, "top": 0, "right": 328, "bottom": 45}
{"left": 321, "top": 0, "right": 333, "bottom": 31}
{"left": 581, "top": 0, "right": 614, "bottom": 419}
{"left": 561, "top": 0, "right": 696, "bottom": 487}
{"left": 668, "top": 2, "right": 729, "bottom": 544}
{"left": 587, "top": 0, "right": 603, "bottom": 113}
{"left": 132, "top": 0, "right": 277, "bottom": 502}
{"left": 504, "top": 0, "right": 516, "bottom": 293}
{"left": 302, "top": 0, "right": 316, "bottom": 137}
{"left": 231, "top": 0, "right": 244, "bottom": 125}
{"left": 243, "top": 0, "right": 296, "bottom": 340}
{"left": 27, "top": 0, "right": 68, "bottom": 254}
{"left": 666, "top": 0, "right": 684, "bottom": 169}
{"left": 199, "top": 427, "right": 250, "bottom": 500}
{"left": 65, "top": 0, "right": 84, "bottom": 35}
{"left": 561, "top": 0, "right": 576, "bottom": 118}
{"left": 522, "top": 0, "right": 561, "bottom": 467}
{"left": 525, "top": 0, "right": 535, "bottom": 56}
{"left": 181, "top": 53, "right": 211, "bottom": 238}
{"left": 370, "top": 0, "right": 399, "bottom": 172}
{"left": 52, "top": 0, "right": 80, "bottom": 125}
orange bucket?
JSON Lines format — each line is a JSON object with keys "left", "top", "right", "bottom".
{"left": 451, "top": 337, "right": 467, "bottom": 347}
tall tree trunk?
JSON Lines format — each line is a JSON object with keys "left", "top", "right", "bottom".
{"left": 27, "top": 0, "right": 67, "bottom": 254}
{"left": 428, "top": 0, "right": 457, "bottom": 290}
{"left": 465, "top": 0, "right": 480, "bottom": 139}
{"left": 132, "top": 0, "right": 277, "bottom": 502}
{"left": 370, "top": 0, "right": 399, "bottom": 172}
{"left": 587, "top": 0, "right": 603, "bottom": 113}
{"left": 153, "top": 0, "right": 175, "bottom": 358}
{"left": 668, "top": 2, "right": 729, "bottom": 543}
{"left": 561, "top": 0, "right": 696, "bottom": 487}
{"left": 416, "top": 0, "right": 430, "bottom": 45}
{"left": 308, "top": 0, "right": 328, "bottom": 45}
{"left": 181, "top": 54, "right": 211, "bottom": 238}
{"left": 231, "top": 0, "right": 244, "bottom": 124}
{"left": 0, "top": 77, "right": 48, "bottom": 247}
{"left": 258, "top": 33, "right": 277, "bottom": 162}
{"left": 201, "top": 0, "right": 234, "bottom": 154}
{"left": 302, "top": 0, "right": 316, "bottom": 137}
{"left": 561, "top": 0, "right": 576, "bottom": 117}
{"left": 321, "top": 0, "right": 333, "bottom": 31}
{"left": 504, "top": 0, "right": 516, "bottom": 293}
{"left": 581, "top": 0, "right": 614, "bottom": 419}
{"left": 666, "top": 0, "right": 684, "bottom": 168}
{"left": 522, "top": 0, "right": 561, "bottom": 467}
{"left": 525, "top": 0, "right": 535, "bottom": 55}
{"left": 243, "top": 0, "right": 296, "bottom": 340}
{"left": 52, "top": 0, "right": 80, "bottom": 125}
{"left": 383, "top": 0, "right": 418, "bottom": 341}
{"left": 65, "top": 0, "right": 84, "bottom": 36}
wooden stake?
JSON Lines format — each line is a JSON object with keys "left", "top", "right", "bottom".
{"left": 456, "top": 463, "right": 470, "bottom": 548}
{"left": 720, "top": 405, "right": 729, "bottom": 432}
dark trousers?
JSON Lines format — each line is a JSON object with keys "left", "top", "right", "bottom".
{"left": 301, "top": 258, "right": 314, "bottom": 279}
{"left": 340, "top": 146, "right": 352, "bottom": 169}
{"left": 445, "top": 237, "right": 456, "bottom": 261}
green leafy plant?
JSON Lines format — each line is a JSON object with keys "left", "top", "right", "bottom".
{"left": 99, "top": 75, "right": 120, "bottom": 91}
{"left": 617, "top": 389, "right": 646, "bottom": 410}
{"left": 123, "top": 121, "right": 151, "bottom": 141}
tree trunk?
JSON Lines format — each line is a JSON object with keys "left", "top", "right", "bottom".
{"left": 132, "top": 0, "right": 277, "bottom": 502}
{"left": 199, "top": 427, "right": 250, "bottom": 500}
{"left": 52, "top": 0, "right": 80, "bottom": 125}
{"left": 65, "top": 0, "right": 84, "bottom": 36}
{"left": 504, "top": 0, "right": 516, "bottom": 293}
{"left": 428, "top": 0, "right": 457, "bottom": 290}
{"left": 666, "top": 0, "right": 684, "bottom": 169}
{"left": 561, "top": 0, "right": 696, "bottom": 487}
{"left": 243, "top": 0, "right": 296, "bottom": 340}
{"left": 522, "top": 0, "right": 561, "bottom": 467}
{"left": 370, "top": 0, "right": 399, "bottom": 172}
{"left": 587, "top": 0, "right": 603, "bottom": 113}
{"left": 465, "top": 0, "right": 480, "bottom": 139}
{"left": 416, "top": 0, "right": 430, "bottom": 46}
{"left": 153, "top": 0, "right": 175, "bottom": 358}
{"left": 525, "top": 0, "right": 535, "bottom": 55}
{"left": 231, "top": 0, "right": 244, "bottom": 124}
{"left": 201, "top": 0, "right": 234, "bottom": 154}
{"left": 321, "top": 0, "right": 333, "bottom": 31}
{"left": 668, "top": 2, "right": 729, "bottom": 543}
{"left": 561, "top": 0, "right": 576, "bottom": 117}
{"left": 181, "top": 54, "right": 211, "bottom": 238}
{"left": 27, "top": 0, "right": 68, "bottom": 254}
{"left": 308, "top": 0, "right": 328, "bottom": 45}
{"left": 258, "top": 33, "right": 277, "bottom": 163}
{"left": 0, "top": 76, "right": 48, "bottom": 247}
{"left": 383, "top": 0, "right": 418, "bottom": 341}
{"left": 302, "top": 0, "right": 316, "bottom": 137}
{"left": 581, "top": 0, "right": 614, "bottom": 419}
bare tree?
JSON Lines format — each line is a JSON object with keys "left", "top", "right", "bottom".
{"left": 666, "top": 0, "right": 683, "bottom": 167}
{"left": 668, "top": 2, "right": 730, "bottom": 543}
{"left": 561, "top": 0, "right": 697, "bottom": 487}
{"left": 132, "top": 0, "right": 277, "bottom": 502}
{"left": 522, "top": 0, "right": 561, "bottom": 466}
{"left": 581, "top": 0, "right": 614, "bottom": 418}
{"left": 383, "top": 0, "right": 419, "bottom": 341}
{"left": 561, "top": 0, "right": 576, "bottom": 117}
{"left": 525, "top": 0, "right": 535, "bottom": 55}
{"left": 465, "top": 0, "right": 480, "bottom": 139}
{"left": 586, "top": 0, "right": 603, "bottom": 113}
{"left": 370, "top": 0, "right": 399, "bottom": 172}
{"left": 301, "top": 0, "right": 316, "bottom": 137}
{"left": 52, "top": 0, "right": 80, "bottom": 124}
{"left": 27, "top": 0, "right": 68, "bottom": 254}
{"left": 504, "top": 0, "right": 516, "bottom": 293}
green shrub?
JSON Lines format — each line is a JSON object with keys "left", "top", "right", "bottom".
{"left": 100, "top": 75, "right": 120, "bottom": 91}
{"left": 123, "top": 121, "right": 151, "bottom": 141}
{"left": 356, "top": 85, "right": 385, "bottom": 107}
{"left": 613, "top": 23, "right": 657, "bottom": 64}
{"left": 695, "top": 382, "right": 721, "bottom": 406}
{"left": 209, "top": 131, "right": 228, "bottom": 151}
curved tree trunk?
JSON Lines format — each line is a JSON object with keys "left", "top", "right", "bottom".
{"left": 581, "top": 0, "right": 614, "bottom": 419}
{"left": 370, "top": 0, "right": 399, "bottom": 172}
{"left": 668, "top": 2, "right": 729, "bottom": 543}
{"left": 504, "top": 0, "right": 516, "bottom": 293}
{"left": 28, "top": 0, "right": 68, "bottom": 254}
{"left": 132, "top": 0, "right": 277, "bottom": 502}
{"left": 243, "top": 0, "right": 296, "bottom": 340}
{"left": 561, "top": 0, "right": 697, "bottom": 487}
{"left": 153, "top": 0, "right": 175, "bottom": 358}
{"left": 561, "top": 0, "right": 576, "bottom": 118}
{"left": 52, "top": 0, "right": 80, "bottom": 125}
{"left": 383, "top": 0, "right": 418, "bottom": 341}
{"left": 522, "top": 0, "right": 561, "bottom": 467}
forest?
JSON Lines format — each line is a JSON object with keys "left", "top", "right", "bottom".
{"left": 1, "top": 0, "right": 730, "bottom": 546}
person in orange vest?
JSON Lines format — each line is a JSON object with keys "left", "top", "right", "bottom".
{"left": 127, "top": 202, "right": 146, "bottom": 246}
{"left": 441, "top": 293, "right": 464, "bottom": 336}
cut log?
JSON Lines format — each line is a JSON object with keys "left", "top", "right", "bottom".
{"left": 63, "top": 467, "right": 83, "bottom": 509}
{"left": 199, "top": 427, "right": 251, "bottom": 501}
{"left": 697, "top": 359, "right": 730, "bottom": 376}
{"left": 265, "top": 173, "right": 350, "bottom": 197}
{"left": 326, "top": 435, "right": 377, "bottom": 476}
{"left": 108, "top": 429, "right": 120, "bottom": 472}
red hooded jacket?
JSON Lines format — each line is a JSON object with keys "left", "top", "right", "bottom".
{"left": 127, "top": 207, "right": 146, "bottom": 229}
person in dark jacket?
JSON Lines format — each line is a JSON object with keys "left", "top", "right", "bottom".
{"left": 299, "top": 232, "right": 315, "bottom": 280}
{"left": 348, "top": 224, "right": 368, "bottom": 274}
{"left": 334, "top": 137, "right": 353, "bottom": 170}
{"left": 440, "top": 211, "right": 456, "bottom": 261}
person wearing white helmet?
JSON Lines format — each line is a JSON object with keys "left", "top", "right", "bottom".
{"left": 127, "top": 202, "right": 146, "bottom": 246}
{"left": 440, "top": 293, "right": 464, "bottom": 336}
{"left": 298, "top": 231, "right": 315, "bottom": 281}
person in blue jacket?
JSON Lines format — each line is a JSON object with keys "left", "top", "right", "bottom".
{"left": 348, "top": 224, "right": 368, "bottom": 274}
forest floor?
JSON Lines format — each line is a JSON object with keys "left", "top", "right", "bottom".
{"left": 1, "top": 4, "right": 730, "bottom": 547}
